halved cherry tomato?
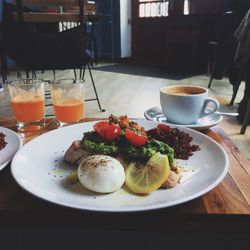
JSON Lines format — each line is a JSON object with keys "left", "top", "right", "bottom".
{"left": 125, "top": 129, "right": 147, "bottom": 147}
{"left": 94, "top": 121, "right": 121, "bottom": 141}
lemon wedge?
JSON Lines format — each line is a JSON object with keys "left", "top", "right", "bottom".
{"left": 125, "top": 152, "right": 170, "bottom": 194}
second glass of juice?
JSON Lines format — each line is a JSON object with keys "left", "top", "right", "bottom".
{"left": 50, "top": 79, "right": 85, "bottom": 126}
{"left": 8, "top": 79, "right": 45, "bottom": 132}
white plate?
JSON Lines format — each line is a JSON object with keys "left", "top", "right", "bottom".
{"left": 144, "top": 107, "right": 223, "bottom": 131}
{"left": 11, "top": 121, "right": 228, "bottom": 212}
{"left": 0, "top": 127, "right": 22, "bottom": 171}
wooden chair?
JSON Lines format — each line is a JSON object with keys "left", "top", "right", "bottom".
{"left": 208, "top": 74, "right": 242, "bottom": 106}
{"left": 3, "top": 0, "right": 104, "bottom": 112}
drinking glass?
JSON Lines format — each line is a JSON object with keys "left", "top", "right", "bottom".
{"left": 50, "top": 79, "right": 85, "bottom": 126}
{"left": 8, "top": 79, "right": 45, "bottom": 132}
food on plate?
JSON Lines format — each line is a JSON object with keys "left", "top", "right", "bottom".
{"left": 79, "top": 118, "right": 175, "bottom": 164}
{"left": 0, "top": 132, "right": 7, "bottom": 150}
{"left": 78, "top": 155, "right": 125, "bottom": 193}
{"left": 125, "top": 152, "right": 170, "bottom": 194}
{"left": 161, "top": 170, "right": 180, "bottom": 189}
{"left": 64, "top": 115, "right": 199, "bottom": 194}
{"left": 64, "top": 140, "right": 92, "bottom": 165}
{"left": 94, "top": 121, "right": 121, "bottom": 141}
{"left": 147, "top": 124, "right": 200, "bottom": 159}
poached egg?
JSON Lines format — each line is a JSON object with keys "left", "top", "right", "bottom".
{"left": 77, "top": 155, "right": 125, "bottom": 193}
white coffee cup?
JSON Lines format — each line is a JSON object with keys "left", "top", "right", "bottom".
{"left": 160, "top": 85, "right": 219, "bottom": 124}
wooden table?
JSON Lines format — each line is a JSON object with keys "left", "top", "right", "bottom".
{"left": 0, "top": 117, "right": 250, "bottom": 234}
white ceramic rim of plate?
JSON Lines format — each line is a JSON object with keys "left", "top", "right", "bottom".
{"left": 144, "top": 107, "right": 223, "bottom": 128}
{"left": 0, "top": 126, "right": 23, "bottom": 171}
{"left": 11, "top": 121, "right": 229, "bottom": 212}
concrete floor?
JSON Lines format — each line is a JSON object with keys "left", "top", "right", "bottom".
{"left": 1, "top": 63, "right": 250, "bottom": 160}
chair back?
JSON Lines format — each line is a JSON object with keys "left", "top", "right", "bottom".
{"left": 2, "top": 0, "right": 96, "bottom": 71}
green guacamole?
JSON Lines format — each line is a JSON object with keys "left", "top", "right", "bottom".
{"left": 82, "top": 139, "right": 118, "bottom": 155}
{"left": 81, "top": 131, "right": 175, "bottom": 164}
{"left": 118, "top": 139, "right": 174, "bottom": 164}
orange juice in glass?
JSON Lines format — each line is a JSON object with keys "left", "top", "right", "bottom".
{"left": 8, "top": 79, "right": 45, "bottom": 132}
{"left": 50, "top": 80, "right": 85, "bottom": 126}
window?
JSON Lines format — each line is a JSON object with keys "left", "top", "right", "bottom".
{"left": 139, "top": 0, "right": 169, "bottom": 17}
{"left": 184, "top": 0, "right": 190, "bottom": 15}
{"left": 139, "top": 0, "right": 190, "bottom": 18}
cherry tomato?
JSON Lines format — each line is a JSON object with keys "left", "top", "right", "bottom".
{"left": 94, "top": 121, "right": 121, "bottom": 141}
{"left": 125, "top": 129, "right": 147, "bottom": 147}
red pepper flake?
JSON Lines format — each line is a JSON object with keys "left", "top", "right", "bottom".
{"left": 0, "top": 132, "right": 7, "bottom": 150}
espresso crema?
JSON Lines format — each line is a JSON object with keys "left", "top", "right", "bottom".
{"left": 162, "top": 86, "right": 206, "bottom": 95}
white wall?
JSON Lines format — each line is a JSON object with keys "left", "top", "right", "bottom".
{"left": 120, "top": 0, "right": 132, "bottom": 58}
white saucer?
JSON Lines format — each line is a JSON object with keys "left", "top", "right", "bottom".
{"left": 144, "top": 107, "right": 223, "bottom": 131}
{"left": 0, "top": 127, "right": 23, "bottom": 171}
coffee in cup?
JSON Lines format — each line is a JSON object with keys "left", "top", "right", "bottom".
{"left": 160, "top": 85, "right": 219, "bottom": 124}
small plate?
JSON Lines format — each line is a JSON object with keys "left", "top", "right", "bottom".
{"left": 0, "top": 127, "right": 23, "bottom": 171}
{"left": 144, "top": 107, "right": 223, "bottom": 131}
